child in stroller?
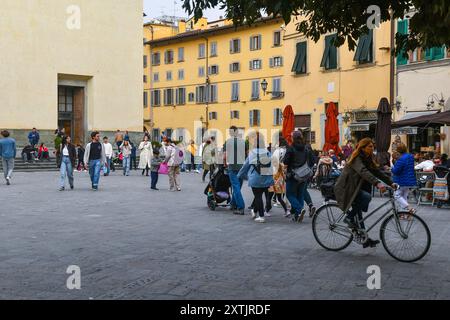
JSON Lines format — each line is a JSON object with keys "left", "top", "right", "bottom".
{"left": 204, "top": 166, "right": 232, "bottom": 211}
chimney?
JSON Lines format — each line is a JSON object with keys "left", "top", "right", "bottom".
{"left": 178, "top": 19, "right": 186, "bottom": 33}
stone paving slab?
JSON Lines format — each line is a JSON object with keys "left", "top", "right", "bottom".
{"left": 0, "top": 171, "right": 449, "bottom": 299}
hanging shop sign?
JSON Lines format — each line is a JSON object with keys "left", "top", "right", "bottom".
{"left": 391, "top": 127, "right": 418, "bottom": 135}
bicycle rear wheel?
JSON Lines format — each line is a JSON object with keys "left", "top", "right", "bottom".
{"left": 312, "top": 203, "right": 353, "bottom": 251}
{"left": 380, "top": 213, "right": 431, "bottom": 263}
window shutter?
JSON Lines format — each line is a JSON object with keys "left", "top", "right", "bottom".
{"left": 432, "top": 46, "right": 445, "bottom": 60}
{"left": 249, "top": 110, "right": 254, "bottom": 127}
{"left": 397, "top": 20, "right": 409, "bottom": 65}
{"left": 280, "top": 57, "right": 284, "bottom": 66}
{"left": 424, "top": 48, "right": 433, "bottom": 60}
{"left": 249, "top": 61, "right": 253, "bottom": 70}
{"left": 229, "top": 63, "right": 232, "bottom": 73}
{"left": 258, "top": 35, "right": 262, "bottom": 49}
{"left": 230, "top": 40, "right": 233, "bottom": 53}
{"left": 328, "top": 35, "right": 338, "bottom": 69}
{"left": 273, "top": 109, "right": 277, "bottom": 126}
{"left": 257, "top": 110, "right": 261, "bottom": 126}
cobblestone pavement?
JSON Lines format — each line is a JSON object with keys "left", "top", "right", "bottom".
{"left": 1, "top": 171, "right": 449, "bottom": 300}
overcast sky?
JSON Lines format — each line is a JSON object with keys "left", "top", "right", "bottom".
{"left": 143, "top": 0, "right": 225, "bottom": 21}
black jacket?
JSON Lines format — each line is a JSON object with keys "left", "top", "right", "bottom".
{"left": 283, "top": 143, "right": 314, "bottom": 173}
{"left": 59, "top": 143, "right": 77, "bottom": 167}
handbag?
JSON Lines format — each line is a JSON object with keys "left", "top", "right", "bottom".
{"left": 158, "top": 162, "right": 169, "bottom": 175}
{"left": 292, "top": 161, "right": 313, "bottom": 183}
{"left": 433, "top": 173, "right": 449, "bottom": 200}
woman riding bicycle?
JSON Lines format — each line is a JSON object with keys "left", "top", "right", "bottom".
{"left": 334, "top": 138, "right": 397, "bottom": 248}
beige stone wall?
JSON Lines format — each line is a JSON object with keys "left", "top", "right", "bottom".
{"left": 0, "top": 0, "right": 143, "bottom": 132}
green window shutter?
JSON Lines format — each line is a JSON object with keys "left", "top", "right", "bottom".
{"left": 424, "top": 48, "right": 433, "bottom": 60}
{"left": 432, "top": 46, "right": 445, "bottom": 60}
{"left": 321, "top": 34, "right": 337, "bottom": 69}
{"left": 292, "top": 42, "right": 307, "bottom": 73}
{"left": 397, "top": 20, "right": 409, "bottom": 65}
{"left": 291, "top": 43, "right": 301, "bottom": 72}
{"left": 328, "top": 35, "right": 338, "bottom": 69}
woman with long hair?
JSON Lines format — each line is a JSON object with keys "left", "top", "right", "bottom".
{"left": 283, "top": 131, "right": 315, "bottom": 222}
{"left": 121, "top": 140, "right": 132, "bottom": 176}
{"left": 138, "top": 135, "right": 153, "bottom": 176}
{"left": 59, "top": 135, "right": 76, "bottom": 191}
{"left": 334, "top": 138, "right": 396, "bottom": 248}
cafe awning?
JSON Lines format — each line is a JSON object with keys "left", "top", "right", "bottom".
{"left": 392, "top": 110, "right": 450, "bottom": 128}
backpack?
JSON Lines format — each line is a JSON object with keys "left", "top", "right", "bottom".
{"left": 433, "top": 173, "right": 449, "bottom": 201}
{"left": 172, "top": 145, "right": 184, "bottom": 165}
{"left": 252, "top": 150, "right": 272, "bottom": 175}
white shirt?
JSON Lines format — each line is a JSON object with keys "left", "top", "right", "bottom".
{"left": 62, "top": 146, "right": 69, "bottom": 156}
{"left": 415, "top": 160, "right": 434, "bottom": 172}
{"left": 103, "top": 142, "right": 114, "bottom": 158}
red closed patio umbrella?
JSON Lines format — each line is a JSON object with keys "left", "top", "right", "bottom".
{"left": 282, "top": 105, "right": 295, "bottom": 145}
{"left": 323, "top": 102, "right": 342, "bottom": 154}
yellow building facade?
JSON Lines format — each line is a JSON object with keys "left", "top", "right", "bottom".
{"left": 144, "top": 17, "right": 286, "bottom": 146}
{"left": 1, "top": 0, "right": 143, "bottom": 146}
{"left": 283, "top": 18, "right": 392, "bottom": 150}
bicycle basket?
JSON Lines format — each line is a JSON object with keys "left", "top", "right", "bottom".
{"left": 320, "top": 180, "right": 336, "bottom": 201}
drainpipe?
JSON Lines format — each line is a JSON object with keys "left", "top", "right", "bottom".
{"left": 389, "top": 9, "right": 395, "bottom": 112}
{"left": 148, "top": 26, "right": 155, "bottom": 135}
{"left": 202, "top": 36, "right": 210, "bottom": 131}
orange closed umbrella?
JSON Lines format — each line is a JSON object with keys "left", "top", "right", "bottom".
{"left": 282, "top": 105, "right": 295, "bottom": 145}
{"left": 323, "top": 102, "right": 342, "bottom": 154}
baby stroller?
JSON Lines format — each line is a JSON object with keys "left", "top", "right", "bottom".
{"left": 204, "top": 166, "right": 232, "bottom": 211}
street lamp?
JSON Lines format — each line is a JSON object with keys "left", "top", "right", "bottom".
{"left": 427, "top": 93, "right": 446, "bottom": 110}
{"left": 260, "top": 79, "right": 268, "bottom": 95}
{"left": 260, "top": 79, "right": 284, "bottom": 97}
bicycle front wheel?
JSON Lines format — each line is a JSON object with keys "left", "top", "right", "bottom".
{"left": 380, "top": 213, "right": 431, "bottom": 263}
{"left": 312, "top": 203, "right": 353, "bottom": 251}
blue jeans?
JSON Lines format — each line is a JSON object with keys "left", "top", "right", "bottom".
{"left": 228, "top": 169, "right": 245, "bottom": 210}
{"left": 2, "top": 158, "right": 14, "bottom": 179}
{"left": 151, "top": 171, "right": 159, "bottom": 189}
{"left": 89, "top": 159, "right": 101, "bottom": 188}
{"left": 304, "top": 184, "right": 313, "bottom": 206}
{"left": 104, "top": 157, "right": 111, "bottom": 175}
{"left": 286, "top": 178, "right": 308, "bottom": 215}
{"left": 60, "top": 156, "right": 74, "bottom": 188}
{"left": 122, "top": 156, "right": 130, "bottom": 175}
{"left": 347, "top": 190, "right": 372, "bottom": 229}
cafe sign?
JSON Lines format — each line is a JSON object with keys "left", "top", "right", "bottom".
{"left": 391, "top": 127, "right": 418, "bottom": 135}
{"left": 354, "top": 110, "right": 378, "bottom": 122}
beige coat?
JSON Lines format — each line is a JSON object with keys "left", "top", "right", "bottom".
{"left": 138, "top": 141, "right": 153, "bottom": 169}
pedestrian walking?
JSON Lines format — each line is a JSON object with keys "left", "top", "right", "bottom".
{"left": 103, "top": 136, "right": 114, "bottom": 176}
{"left": 237, "top": 132, "right": 274, "bottom": 223}
{"left": 121, "top": 140, "right": 132, "bottom": 176}
{"left": 76, "top": 144, "right": 86, "bottom": 171}
{"left": 202, "top": 139, "right": 216, "bottom": 182}
{"left": 163, "top": 138, "right": 183, "bottom": 191}
{"left": 150, "top": 149, "right": 162, "bottom": 190}
{"left": 391, "top": 143, "right": 417, "bottom": 214}
{"left": 84, "top": 131, "right": 106, "bottom": 190}
{"left": 0, "top": 130, "right": 16, "bottom": 185}
{"left": 223, "top": 126, "right": 246, "bottom": 215}
{"left": 138, "top": 135, "right": 153, "bottom": 176}
{"left": 267, "top": 163, "right": 289, "bottom": 217}
{"left": 186, "top": 140, "right": 198, "bottom": 173}
{"left": 54, "top": 129, "right": 63, "bottom": 168}
{"left": 28, "top": 128, "right": 40, "bottom": 148}
{"left": 130, "top": 142, "right": 137, "bottom": 170}
{"left": 114, "top": 129, "right": 124, "bottom": 151}
{"left": 58, "top": 136, "right": 76, "bottom": 191}
{"left": 283, "top": 131, "right": 315, "bottom": 223}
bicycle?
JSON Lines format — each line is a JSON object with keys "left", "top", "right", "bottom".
{"left": 312, "top": 186, "right": 431, "bottom": 262}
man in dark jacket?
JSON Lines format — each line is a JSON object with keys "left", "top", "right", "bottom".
{"left": 283, "top": 131, "right": 315, "bottom": 222}
{"left": 28, "top": 128, "right": 40, "bottom": 148}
